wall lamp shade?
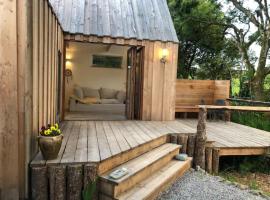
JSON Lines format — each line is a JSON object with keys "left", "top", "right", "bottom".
{"left": 66, "top": 53, "right": 72, "bottom": 60}
{"left": 65, "top": 60, "right": 72, "bottom": 69}
{"left": 160, "top": 48, "right": 169, "bottom": 63}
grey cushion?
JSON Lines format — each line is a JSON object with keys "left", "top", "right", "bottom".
{"left": 100, "top": 88, "right": 118, "bottom": 99}
{"left": 82, "top": 87, "right": 100, "bottom": 98}
{"left": 116, "top": 91, "right": 126, "bottom": 103}
{"left": 101, "top": 99, "right": 121, "bottom": 104}
{"left": 74, "top": 86, "right": 84, "bottom": 99}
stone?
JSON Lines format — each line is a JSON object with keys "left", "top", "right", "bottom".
{"left": 238, "top": 184, "right": 248, "bottom": 190}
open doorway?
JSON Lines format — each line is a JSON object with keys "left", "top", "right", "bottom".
{"left": 63, "top": 42, "right": 144, "bottom": 121}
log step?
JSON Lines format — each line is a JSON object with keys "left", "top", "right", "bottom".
{"left": 99, "top": 143, "right": 181, "bottom": 198}
{"left": 100, "top": 158, "right": 192, "bottom": 200}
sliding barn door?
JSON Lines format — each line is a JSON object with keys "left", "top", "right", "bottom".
{"left": 126, "top": 47, "right": 144, "bottom": 120}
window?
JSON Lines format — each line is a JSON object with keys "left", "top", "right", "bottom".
{"left": 92, "top": 55, "right": 122, "bottom": 69}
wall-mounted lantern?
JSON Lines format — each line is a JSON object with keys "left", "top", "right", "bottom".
{"left": 160, "top": 48, "right": 169, "bottom": 64}
{"left": 65, "top": 53, "right": 73, "bottom": 83}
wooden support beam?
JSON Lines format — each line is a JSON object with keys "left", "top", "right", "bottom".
{"left": 187, "top": 135, "right": 196, "bottom": 157}
{"left": 67, "top": 165, "right": 83, "bottom": 200}
{"left": 31, "top": 166, "right": 48, "bottom": 200}
{"left": 48, "top": 166, "right": 66, "bottom": 200}
{"left": 178, "top": 135, "right": 188, "bottom": 153}
{"left": 205, "top": 147, "right": 213, "bottom": 174}
{"left": 212, "top": 148, "right": 220, "bottom": 174}
{"left": 194, "top": 107, "right": 207, "bottom": 169}
{"left": 84, "top": 164, "right": 98, "bottom": 200}
{"left": 219, "top": 147, "right": 268, "bottom": 156}
{"left": 170, "top": 134, "right": 178, "bottom": 144}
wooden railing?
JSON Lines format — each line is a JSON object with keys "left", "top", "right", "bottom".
{"left": 227, "top": 98, "right": 270, "bottom": 106}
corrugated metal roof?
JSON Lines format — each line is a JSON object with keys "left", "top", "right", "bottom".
{"left": 48, "top": 0, "right": 179, "bottom": 43}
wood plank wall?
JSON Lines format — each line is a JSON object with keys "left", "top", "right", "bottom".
{"left": 175, "top": 80, "right": 230, "bottom": 107}
{"left": 0, "top": 0, "right": 20, "bottom": 199}
{"left": 64, "top": 35, "right": 179, "bottom": 121}
{"left": 0, "top": 0, "right": 64, "bottom": 199}
{"left": 142, "top": 41, "right": 179, "bottom": 121}
{"left": 32, "top": 0, "right": 64, "bottom": 137}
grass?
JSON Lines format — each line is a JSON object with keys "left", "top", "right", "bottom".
{"left": 230, "top": 100, "right": 270, "bottom": 132}
{"left": 220, "top": 171, "right": 270, "bottom": 196}
{"left": 249, "top": 180, "right": 259, "bottom": 190}
{"left": 219, "top": 156, "right": 270, "bottom": 197}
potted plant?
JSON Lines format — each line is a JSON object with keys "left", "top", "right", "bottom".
{"left": 38, "top": 123, "right": 63, "bottom": 160}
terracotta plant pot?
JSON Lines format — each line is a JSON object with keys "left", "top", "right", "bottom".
{"left": 38, "top": 134, "right": 63, "bottom": 160}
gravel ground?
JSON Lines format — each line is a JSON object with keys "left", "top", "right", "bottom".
{"left": 157, "top": 170, "right": 269, "bottom": 200}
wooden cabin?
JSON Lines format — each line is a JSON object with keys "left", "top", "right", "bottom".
{"left": 0, "top": 0, "right": 179, "bottom": 199}
{"left": 2, "top": 1, "right": 270, "bottom": 200}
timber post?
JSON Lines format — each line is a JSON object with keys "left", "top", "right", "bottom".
{"left": 67, "top": 165, "right": 83, "bottom": 200}
{"left": 170, "top": 134, "right": 178, "bottom": 144}
{"left": 84, "top": 164, "right": 98, "bottom": 200}
{"left": 212, "top": 148, "right": 220, "bottom": 174}
{"left": 48, "top": 166, "right": 66, "bottom": 200}
{"left": 187, "top": 135, "right": 196, "bottom": 157}
{"left": 178, "top": 135, "right": 188, "bottom": 153}
{"left": 31, "top": 166, "right": 48, "bottom": 200}
{"left": 205, "top": 147, "right": 213, "bottom": 174}
{"left": 194, "top": 106, "right": 207, "bottom": 169}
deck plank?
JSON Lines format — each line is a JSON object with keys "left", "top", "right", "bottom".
{"left": 138, "top": 121, "right": 163, "bottom": 137}
{"left": 169, "top": 120, "right": 196, "bottom": 133}
{"left": 87, "top": 121, "right": 100, "bottom": 162}
{"left": 134, "top": 121, "right": 159, "bottom": 139}
{"left": 103, "top": 121, "right": 122, "bottom": 156}
{"left": 126, "top": 121, "right": 153, "bottom": 141}
{"left": 74, "top": 121, "right": 88, "bottom": 162}
{"left": 108, "top": 121, "right": 130, "bottom": 152}
{"left": 61, "top": 121, "right": 80, "bottom": 163}
{"left": 113, "top": 121, "right": 139, "bottom": 148}
{"left": 121, "top": 121, "right": 147, "bottom": 144}
{"left": 95, "top": 121, "right": 112, "bottom": 160}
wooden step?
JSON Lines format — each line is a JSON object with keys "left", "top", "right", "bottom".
{"left": 98, "top": 135, "right": 169, "bottom": 174}
{"left": 100, "top": 158, "right": 192, "bottom": 200}
{"left": 118, "top": 158, "right": 192, "bottom": 200}
{"left": 99, "top": 143, "right": 181, "bottom": 197}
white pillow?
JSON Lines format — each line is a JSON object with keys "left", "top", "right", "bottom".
{"left": 116, "top": 91, "right": 126, "bottom": 103}
{"left": 100, "top": 88, "right": 118, "bottom": 99}
{"left": 74, "top": 86, "right": 84, "bottom": 99}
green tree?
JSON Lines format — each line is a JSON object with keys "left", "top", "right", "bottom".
{"left": 196, "top": 39, "right": 240, "bottom": 80}
{"left": 168, "top": 0, "right": 229, "bottom": 79}
{"left": 222, "top": 0, "right": 270, "bottom": 100}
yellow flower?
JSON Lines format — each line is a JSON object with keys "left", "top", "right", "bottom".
{"left": 50, "top": 126, "right": 56, "bottom": 131}
{"left": 44, "top": 130, "right": 51, "bottom": 135}
{"left": 55, "top": 123, "right": 59, "bottom": 129}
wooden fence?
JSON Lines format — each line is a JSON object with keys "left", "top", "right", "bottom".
{"left": 175, "top": 80, "right": 230, "bottom": 112}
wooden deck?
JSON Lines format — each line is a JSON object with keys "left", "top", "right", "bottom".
{"left": 31, "top": 120, "right": 270, "bottom": 167}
